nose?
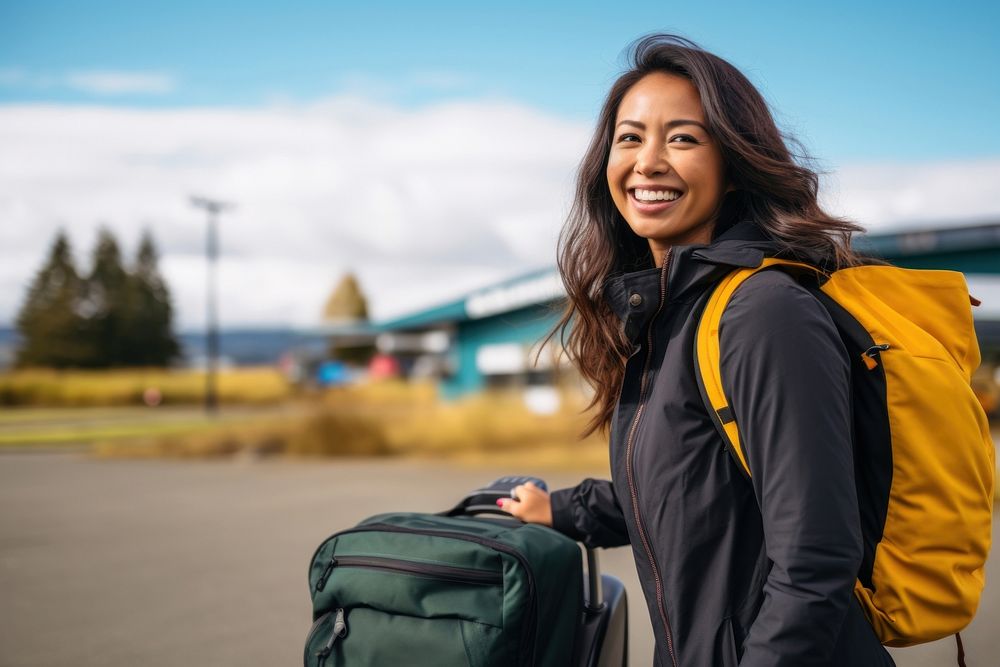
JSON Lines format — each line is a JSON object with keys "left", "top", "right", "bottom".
{"left": 634, "top": 140, "right": 670, "bottom": 176}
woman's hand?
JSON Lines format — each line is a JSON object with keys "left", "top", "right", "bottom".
{"left": 497, "top": 481, "right": 553, "bottom": 527}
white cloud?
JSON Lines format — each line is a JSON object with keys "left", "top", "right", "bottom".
{"left": 0, "top": 97, "right": 588, "bottom": 329}
{"left": 1, "top": 97, "right": 997, "bottom": 331}
{"left": 65, "top": 71, "right": 176, "bottom": 95}
{"left": 820, "top": 159, "right": 1000, "bottom": 232}
{"left": 0, "top": 68, "right": 175, "bottom": 95}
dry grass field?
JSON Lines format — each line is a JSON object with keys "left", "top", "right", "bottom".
{"left": 0, "top": 366, "right": 291, "bottom": 407}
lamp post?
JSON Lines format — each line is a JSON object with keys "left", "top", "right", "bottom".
{"left": 190, "top": 195, "right": 234, "bottom": 415}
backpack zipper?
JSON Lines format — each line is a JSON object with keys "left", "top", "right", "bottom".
{"left": 315, "top": 554, "right": 502, "bottom": 590}
{"left": 310, "top": 523, "right": 538, "bottom": 665}
{"left": 862, "top": 343, "right": 891, "bottom": 370}
{"left": 624, "top": 248, "right": 678, "bottom": 667}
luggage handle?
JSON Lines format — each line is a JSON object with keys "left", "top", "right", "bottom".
{"left": 442, "top": 476, "right": 605, "bottom": 611}
{"left": 442, "top": 475, "right": 549, "bottom": 518}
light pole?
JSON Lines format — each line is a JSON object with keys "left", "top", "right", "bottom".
{"left": 190, "top": 195, "right": 234, "bottom": 415}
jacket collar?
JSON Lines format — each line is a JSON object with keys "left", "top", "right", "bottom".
{"left": 602, "top": 220, "right": 782, "bottom": 342}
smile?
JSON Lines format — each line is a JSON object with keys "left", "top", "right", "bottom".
{"left": 633, "top": 188, "right": 682, "bottom": 202}
{"left": 628, "top": 188, "right": 684, "bottom": 212}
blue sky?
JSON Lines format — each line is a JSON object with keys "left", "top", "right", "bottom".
{"left": 2, "top": 2, "right": 999, "bottom": 329}
{"left": 3, "top": 0, "right": 998, "bottom": 165}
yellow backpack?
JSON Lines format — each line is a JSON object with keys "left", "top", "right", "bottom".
{"left": 694, "top": 258, "right": 995, "bottom": 647}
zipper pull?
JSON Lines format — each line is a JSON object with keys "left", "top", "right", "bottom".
{"left": 861, "top": 343, "right": 890, "bottom": 370}
{"left": 315, "top": 608, "right": 348, "bottom": 664}
{"left": 333, "top": 607, "right": 347, "bottom": 638}
{"left": 314, "top": 556, "right": 338, "bottom": 593}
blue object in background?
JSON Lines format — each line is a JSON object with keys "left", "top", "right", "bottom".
{"left": 316, "top": 360, "right": 352, "bottom": 387}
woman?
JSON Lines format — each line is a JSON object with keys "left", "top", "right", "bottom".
{"left": 498, "top": 34, "right": 896, "bottom": 666}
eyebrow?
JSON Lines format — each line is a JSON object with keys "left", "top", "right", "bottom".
{"left": 616, "top": 119, "right": 708, "bottom": 132}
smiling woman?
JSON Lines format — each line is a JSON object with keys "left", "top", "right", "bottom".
{"left": 552, "top": 35, "right": 867, "bottom": 435}
{"left": 606, "top": 71, "right": 732, "bottom": 258}
{"left": 498, "top": 33, "right": 904, "bottom": 667}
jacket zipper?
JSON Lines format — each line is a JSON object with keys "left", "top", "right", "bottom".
{"left": 315, "top": 554, "right": 502, "bottom": 591}
{"left": 624, "top": 248, "right": 678, "bottom": 667}
{"left": 310, "top": 523, "right": 538, "bottom": 665}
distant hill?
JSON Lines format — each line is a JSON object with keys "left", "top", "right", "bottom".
{"left": 0, "top": 326, "right": 328, "bottom": 370}
{"left": 178, "top": 328, "right": 328, "bottom": 366}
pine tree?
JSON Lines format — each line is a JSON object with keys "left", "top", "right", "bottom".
{"left": 81, "top": 228, "right": 130, "bottom": 367}
{"left": 16, "top": 228, "right": 181, "bottom": 368}
{"left": 15, "top": 231, "right": 91, "bottom": 367}
{"left": 123, "top": 231, "right": 180, "bottom": 366}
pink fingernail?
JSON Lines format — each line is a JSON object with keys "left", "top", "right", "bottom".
{"left": 496, "top": 499, "right": 505, "bottom": 507}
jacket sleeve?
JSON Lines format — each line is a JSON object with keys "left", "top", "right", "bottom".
{"left": 718, "top": 271, "right": 862, "bottom": 667}
{"left": 549, "top": 478, "right": 631, "bottom": 548}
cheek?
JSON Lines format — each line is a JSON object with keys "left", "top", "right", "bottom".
{"left": 606, "top": 160, "right": 625, "bottom": 196}
{"left": 688, "top": 161, "right": 728, "bottom": 199}
{"left": 605, "top": 153, "right": 622, "bottom": 181}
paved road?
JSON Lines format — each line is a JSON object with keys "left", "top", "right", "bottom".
{"left": 0, "top": 453, "right": 996, "bottom": 666}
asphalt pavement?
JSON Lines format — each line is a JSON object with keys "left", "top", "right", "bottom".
{"left": 0, "top": 452, "right": 996, "bottom": 666}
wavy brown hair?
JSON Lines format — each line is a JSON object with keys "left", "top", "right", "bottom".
{"left": 551, "top": 33, "right": 865, "bottom": 435}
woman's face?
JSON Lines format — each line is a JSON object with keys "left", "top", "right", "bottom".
{"left": 606, "top": 71, "right": 731, "bottom": 263}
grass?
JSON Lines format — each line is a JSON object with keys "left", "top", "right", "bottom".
{"left": 0, "top": 367, "right": 291, "bottom": 407}
{"left": 1, "top": 420, "right": 218, "bottom": 446}
{"left": 83, "top": 381, "right": 611, "bottom": 471}
{"left": 0, "top": 402, "right": 311, "bottom": 450}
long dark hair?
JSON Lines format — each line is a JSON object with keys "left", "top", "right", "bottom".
{"left": 552, "top": 33, "right": 864, "bottom": 435}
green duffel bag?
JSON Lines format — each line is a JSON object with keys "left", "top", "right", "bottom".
{"left": 306, "top": 511, "right": 584, "bottom": 666}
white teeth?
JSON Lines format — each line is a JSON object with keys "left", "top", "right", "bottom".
{"left": 634, "top": 189, "right": 681, "bottom": 202}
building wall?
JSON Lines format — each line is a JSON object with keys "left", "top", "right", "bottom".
{"left": 442, "top": 304, "right": 562, "bottom": 399}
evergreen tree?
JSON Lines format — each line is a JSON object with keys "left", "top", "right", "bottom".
{"left": 16, "top": 228, "right": 181, "bottom": 368}
{"left": 81, "top": 227, "right": 131, "bottom": 367}
{"left": 122, "top": 231, "right": 180, "bottom": 366}
{"left": 15, "top": 231, "right": 92, "bottom": 367}
{"left": 323, "top": 272, "right": 374, "bottom": 364}
{"left": 323, "top": 272, "right": 369, "bottom": 322}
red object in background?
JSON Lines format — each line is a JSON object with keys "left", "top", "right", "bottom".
{"left": 368, "top": 354, "right": 400, "bottom": 378}
{"left": 143, "top": 387, "right": 163, "bottom": 407}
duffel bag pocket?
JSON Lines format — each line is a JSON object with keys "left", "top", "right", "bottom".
{"left": 311, "top": 606, "right": 506, "bottom": 667}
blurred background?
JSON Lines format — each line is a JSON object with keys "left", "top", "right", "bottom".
{"left": 1, "top": 2, "right": 998, "bottom": 666}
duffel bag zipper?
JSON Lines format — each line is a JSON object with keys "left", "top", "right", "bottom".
{"left": 315, "top": 555, "right": 502, "bottom": 592}
{"left": 315, "top": 608, "right": 347, "bottom": 667}
{"left": 310, "top": 523, "right": 538, "bottom": 666}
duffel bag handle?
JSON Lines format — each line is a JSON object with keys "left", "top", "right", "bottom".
{"left": 441, "top": 476, "right": 604, "bottom": 610}
{"left": 441, "top": 475, "right": 549, "bottom": 518}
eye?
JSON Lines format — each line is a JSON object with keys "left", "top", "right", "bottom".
{"left": 616, "top": 133, "right": 641, "bottom": 143}
{"left": 669, "top": 134, "right": 698, "bottom": 144}
{"left": 669, "top": 134, "right": 699, "bottom": 144}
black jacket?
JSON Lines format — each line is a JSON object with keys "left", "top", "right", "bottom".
{"left": 550, "top": 221, "right": 895, "bottom": 667}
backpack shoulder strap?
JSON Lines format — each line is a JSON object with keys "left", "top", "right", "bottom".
{"left": 694, "top": 257, "right": 821, "bottom": 478}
